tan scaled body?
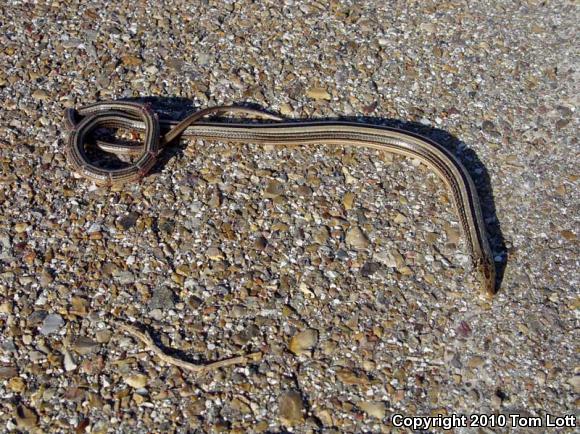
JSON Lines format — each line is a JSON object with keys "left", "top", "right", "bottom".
{"left": 65, "top": 101, "right": 496, "bottom": 296}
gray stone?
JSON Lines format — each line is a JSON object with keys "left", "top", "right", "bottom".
{"left": 39, "top": 314, "right": 64, "bottom": 335}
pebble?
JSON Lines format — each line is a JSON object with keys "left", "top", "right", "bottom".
{"left": 306, "top": 87, "right": 331, "bottom": 100}
{"left": 336, "top": 369, "right": 369, "bottom": 386}
{"left": 149, "top": 288, "right": 176, "bottom": 310}
{"left": 63, "top": 349, "right": 77, "bottom": 372}
{"left": 233, "top": 324, "right": 260, "bottom": 345}
{"left": 263, "top": 180, "right": 284, "bottom": 198}
{"left": 342, "top": 192, "right": 355, "bottom": 210}
{"left": 13, "top": 222, "right": 28, "bottom": 233}
{"left": 15, "top": 405, "right": 38, "bottom": 429}
{"left": 0, "top": 366, "right": 18, "bottom": 379}
{"left": 393, "top": 212, "right": 407, "bottom": 224}
{"left": 280, "top": 103, "right": 293, "bottom": 116}
{"left": 361, "top": 261, "right": 380, "bottom": 277}
{"left": 149, "top": 309, "right": 164, "bottom": 321}
{"left": 491, "top": 394, "right": 502, "bottom": 409}
{"left": 125, "top": 374, "right": 148, "bottom": 389}
{"left": 345, "top": 226, "right": 370, "bottom": 250}
{"left": 313, "top": 226, "right": 329, "bottom": 244}
{"left": 208, "top": 190, "right": 222, "bottom": 208}
{"left": 206, "top": 247, "right": 224, "bottom": 260}
{"left": 121, "top": 55, "right": 142, "bottom": 67}
{"left": 374, "top": 249, "right": 400, "bottom": 268}
{"left": 73, "top": 337, "right": 98, "bottom": 355}
{"left": 342, "top": 167, "right": 357, "bottom": 184}
{"left": 288, "top": 328, "right": 319, "bottom": 356}
{"left": 31, "top": 89, "right": 49, "bottom": 101}
{"left": 95, "top": 330, "right": 112, "bottom": 344}
{"left": 116, "top": 271, "right": 135, "bottom": 284}
{"left": 445, "top": 224, "right": 460, "bottom": 245}
{"left": 118, "top": 213, "right": 139, "bottom": 229}
{"left": 279, "top": 390, "right": 305, "bottom": 427}
{"left": 358, "top": 401, "right": 386, "bottom": 419}
{"left": 8, "top": 377, "right": 26, "bottom": 392}
{"left": 568, "top": 376, "right": 580, "bottom": 394}
{"left": 39, "top": 314, "right": 64, "bottom": 335}
{"left": 254, "top": 236, "right": 268, "bottom": 250}
{"left": 230, "top": 397, "right": 252, "bottom": 415}
{"left": 467, "top": 356, "right": 485, "bottom": 369}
